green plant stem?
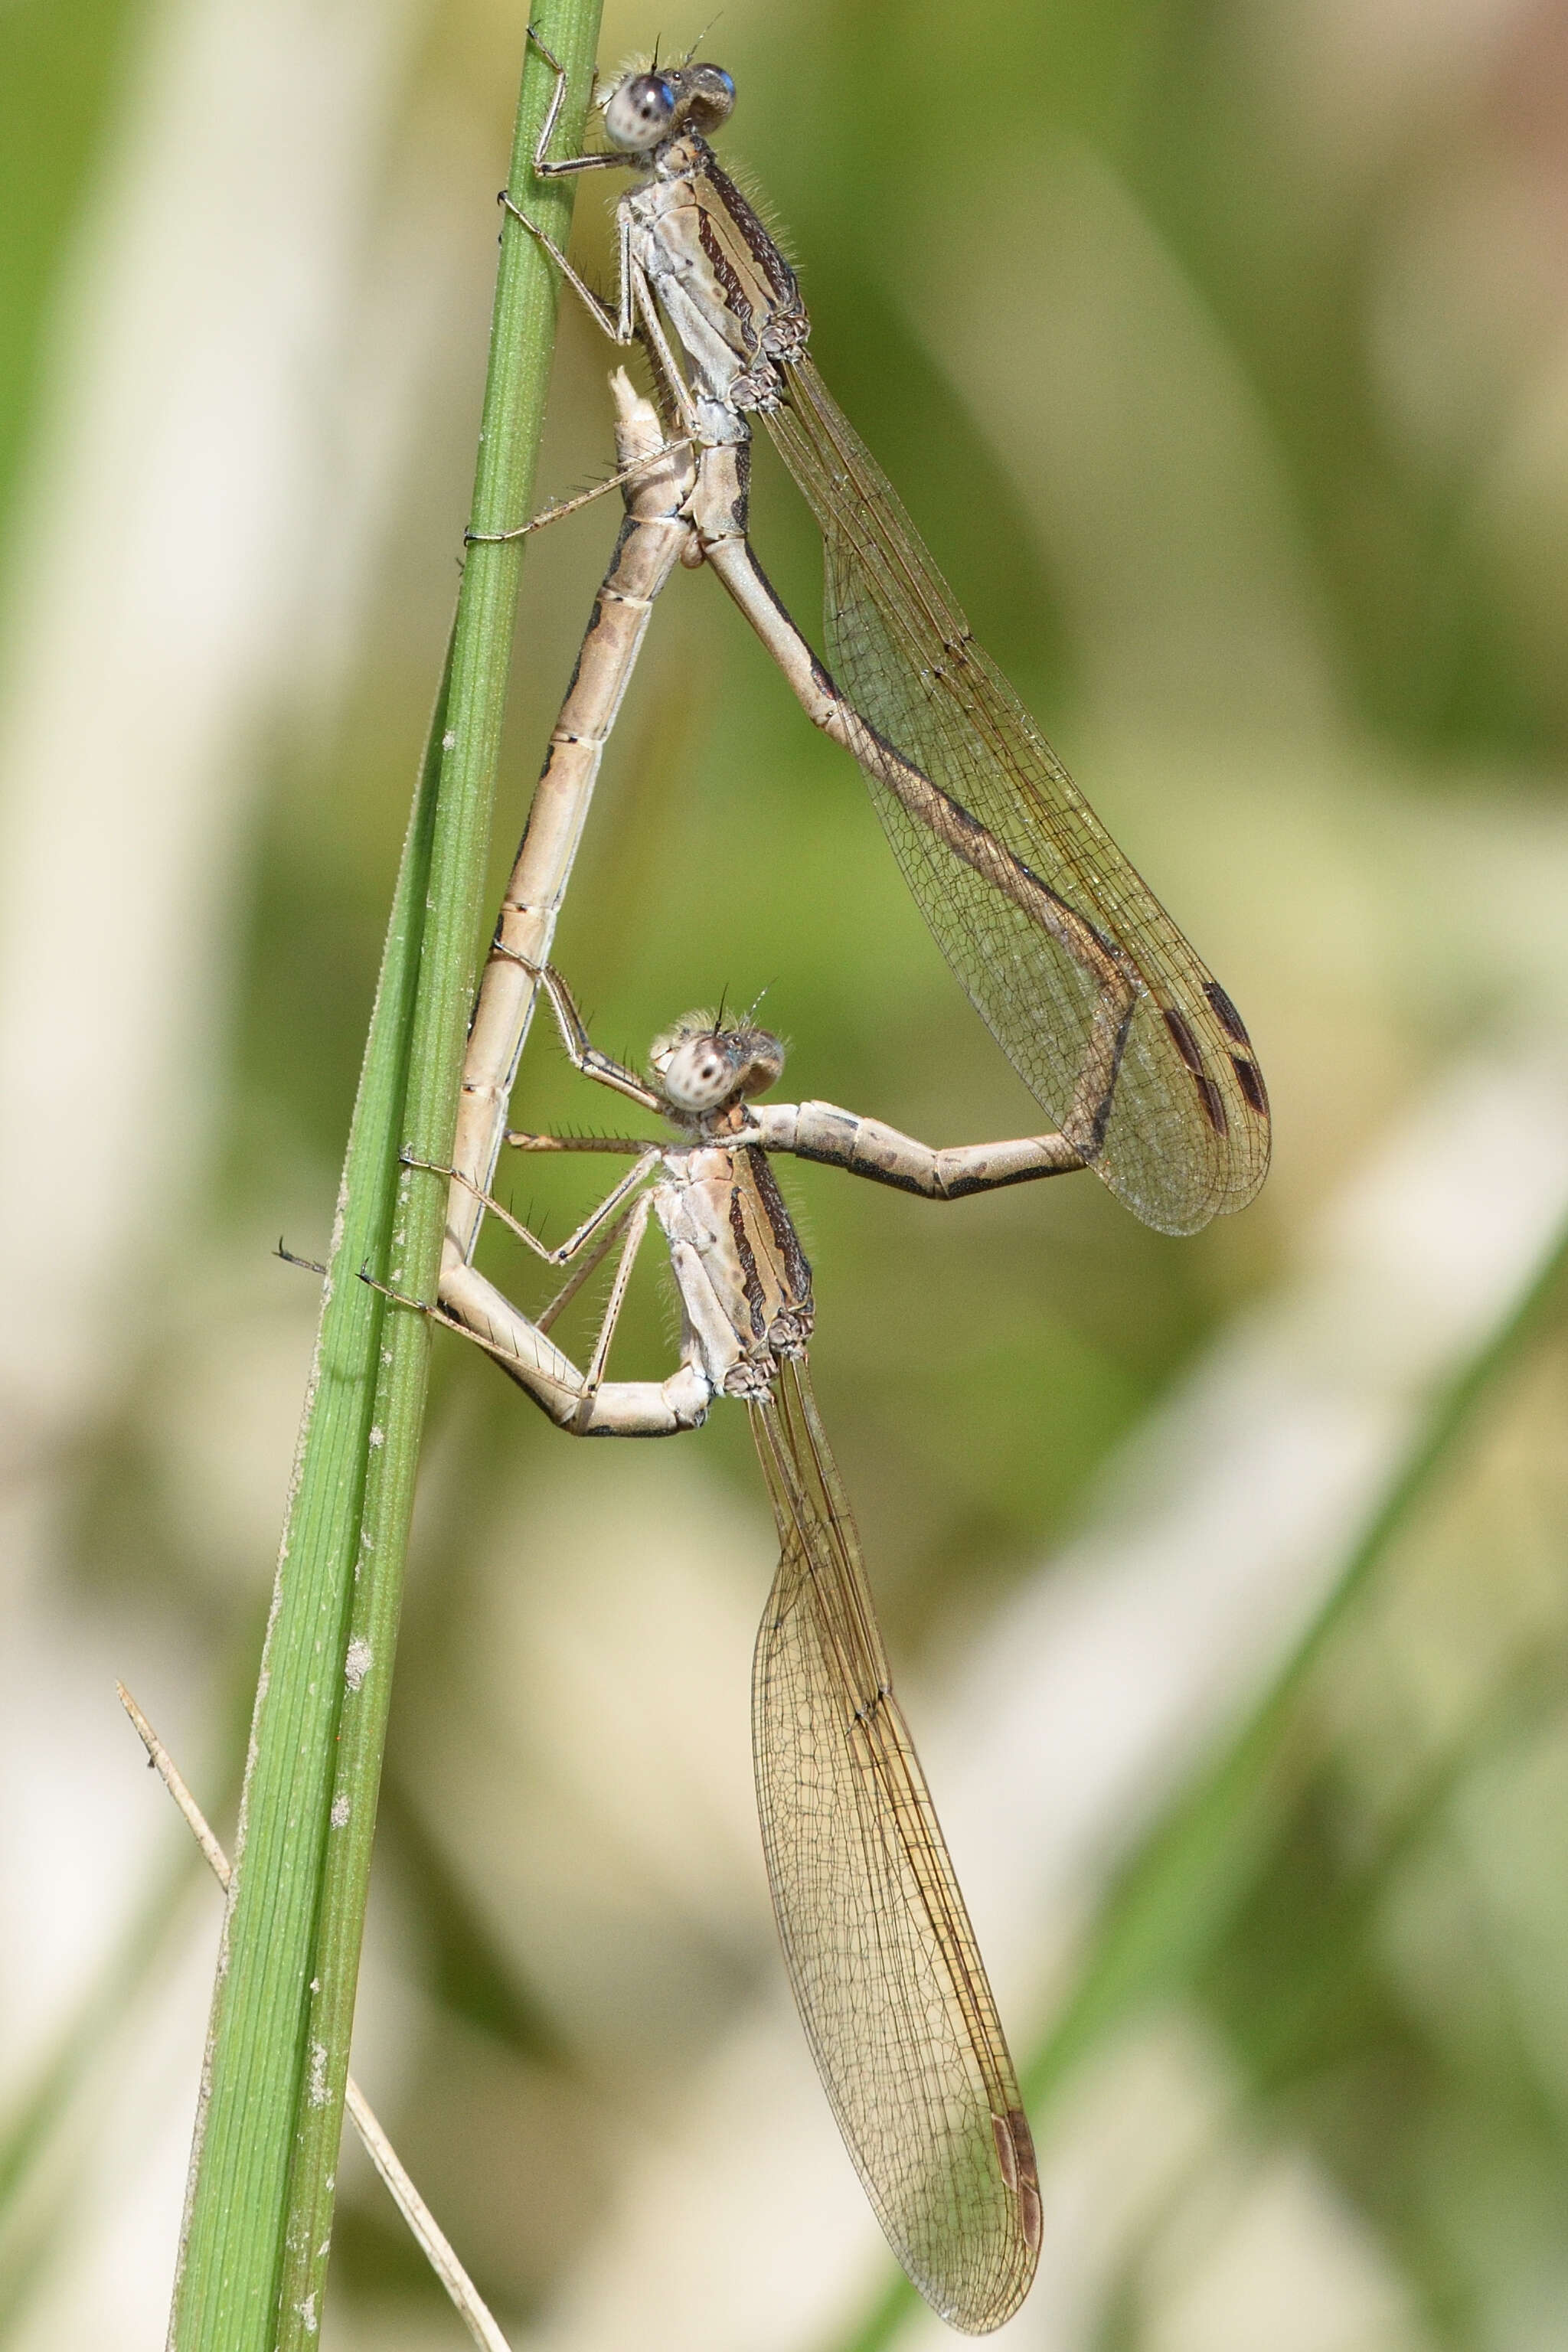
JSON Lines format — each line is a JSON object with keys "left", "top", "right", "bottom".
{"left": 838, "top": 1207, "right": 1568, "bottom": 2352}
{"left": 272, "top": 13, "right": 604, "bottom": 2338}
{"left": 166, "top": 645, "right": 446, "bottom": 2352}
{"left": 168, "top": 10, "right": 603, "bottom": 2346}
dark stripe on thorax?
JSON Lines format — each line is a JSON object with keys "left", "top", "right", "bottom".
{"left": 701, "top": 152, "right": 799, "bottom": 305}
{"left": 728, "top": 1185, "right": 768, "bottom": 1339}
{"left": 695, "top": 208, "right": 754, "bottom": 341}
{"left": 746, "top": 1148, "right": 812, "bottom": 1302}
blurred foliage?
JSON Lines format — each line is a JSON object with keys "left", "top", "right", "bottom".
{"left": 3, "top": 0, "right": 1567, "bottom": 2344}
{"left": 1076, "top": 1306, "right": 1568, "bottom": 2352}
{"left": 0, "top": 0, "right": 140, "bottom": 532}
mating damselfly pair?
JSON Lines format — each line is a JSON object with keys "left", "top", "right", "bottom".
{"left": 409, "top": 35, "right": 1269, "bottom": 2335}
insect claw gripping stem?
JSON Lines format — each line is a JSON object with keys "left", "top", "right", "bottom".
{"left": 275, "top": 1240, "right": 328, "bottom": 1278}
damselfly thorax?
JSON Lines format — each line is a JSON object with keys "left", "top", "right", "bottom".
{"left": 621, "top": 131, "right": 807, "bottom": 437}
{"left": 647, "top": 1129, "right": 815, "bottom": 1400}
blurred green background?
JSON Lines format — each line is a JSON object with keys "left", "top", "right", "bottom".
{"left": 2, "top": 0, "right": 1567, "bottom": 2345}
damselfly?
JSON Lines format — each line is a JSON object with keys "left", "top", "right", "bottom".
{"left": 416, "top": 962, "right": 1107, "bottom": 2330}
{"left": 485, "top": 38, "right": 1271, "bottom": 1238}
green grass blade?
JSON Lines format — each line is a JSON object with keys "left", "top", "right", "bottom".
{"left": 270, "top": 10, "right": 605, "bottom": 2340}
{"left": 166, "top": 637, "right": 447, "bottom": 2352}
{"left": 1024, "top": 1206, "right": 1568, "bottom": 2102}
{"left": 168, "top": 9, "right": 603, "bottom": 2340}
{"left": 838, "top": 1206, "right": 1568, "bottom": 2352}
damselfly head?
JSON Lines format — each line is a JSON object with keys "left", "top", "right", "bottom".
{"left": 600, "top": 60, "right": 734, "bottom": 152}
{"left": 650, "top": 1011, "right": 784, "bottom": 1117}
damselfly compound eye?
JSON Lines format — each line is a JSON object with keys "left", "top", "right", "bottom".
{"left": 658, "top": 1034, "right": 740, "bottom": 1112}
{"left": 603, "top": 72, "right": 677, "bottom": 151}
{"left": 681, "top": 64, "right": 736, "bottom": 132}
{"left": 733, "top": 1029, "right": 785, "bottom": 1098}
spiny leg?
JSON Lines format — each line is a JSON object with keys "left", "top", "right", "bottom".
{"left": 508, "top": 958, "right": 666, "bottom": 1112}
{"left": 413, "top": 1148, "right": 658, "bottom": 1266}
{"left": 577, "top": 1188, "right": 655, "bottom": 1410}
{"left": 384, "top": 1202, "right": 698, "bottom": 1435}
{"left": 464, "top": 431, "right": 697, "bottom": 547}
{"left": 515, "top": 30, "right": 701, "bottom": 426}
{"left": 361, "top": 1261, "right": 577, "bottom": 1385}
{"left": 505, "top": 1132, "right": 662, "bottom": 1156}
{"left": 498, "top": 189, "right": 632, "bottom": 343}
{"left": 467, "top": 41, "right": 699, "bottom": 536}
{"left": 496, "top": 186, "right": 701, "bottom": 448}
{"left": 440, "top": 1192, "right": 699, "bottom": 1436}
{"left": 534, "top": 1200, "right": 635, "bottom": 1336}
{"left": 524, "top": 27, "right": 628, "bottom": 182}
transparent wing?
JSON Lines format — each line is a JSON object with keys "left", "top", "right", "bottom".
{"left": 767, "top": 357, "right": 1269, "bottom": 1236}
{"left": 750, "top": 1360, "right": 1039, "bottom": 2332}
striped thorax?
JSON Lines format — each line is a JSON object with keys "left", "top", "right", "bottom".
{"left": 642, "top": 1011, "right": 814, "bottom": 1400}
{"left": 599, "top": 62, "right": 808, "bottom": 440}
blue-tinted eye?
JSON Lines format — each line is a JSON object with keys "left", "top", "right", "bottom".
{"left": 681, "top": 64, "right": 737, "bottom": 132}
